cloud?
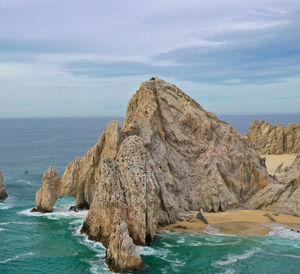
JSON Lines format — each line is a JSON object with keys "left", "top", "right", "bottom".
{"left": 0, "top": 0, "right": 300, "bottom": 116}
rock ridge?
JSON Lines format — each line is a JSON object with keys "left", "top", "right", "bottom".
{"left": 247, "top": 120, "right": 300, "bottom": 154}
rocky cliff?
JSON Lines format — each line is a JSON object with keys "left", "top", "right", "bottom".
{"left": 245, "top": 154, "right": 300, "bottom": 215}
{"left": 0, "top": 169, "right": 8, "bottom": 201}
{"left": 36, "top": 78, "right": 276, "bottom": 272}
{"left": 247, "top": 120, "right": 300, "bottom": 154}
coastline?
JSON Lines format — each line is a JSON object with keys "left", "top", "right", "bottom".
{"left": 157, "top": 210, "right": 300, "bottom": 236}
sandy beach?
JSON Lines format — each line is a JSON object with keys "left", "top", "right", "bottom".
{"left": 262, "top": 154, "right": 297, "bottom": 175}
{"left": 158, "top": 210, "right": 300, "bottom": 236}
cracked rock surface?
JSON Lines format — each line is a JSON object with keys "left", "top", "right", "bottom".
{"left": 36, "top": 78, "right": 280, "bottom": 272}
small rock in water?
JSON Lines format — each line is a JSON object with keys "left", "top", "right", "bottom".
{"left": 30, "top": 208, "right": 37, "bottom": 212}
{"left": 69, "top": 205, "right": 78, "bottom": 212}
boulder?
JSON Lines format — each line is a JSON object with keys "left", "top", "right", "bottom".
{"left": 0, "top": 169, "right": 7, "bottom": 201}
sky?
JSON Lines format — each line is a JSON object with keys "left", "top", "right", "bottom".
{"left": 0, "top": 0, "right": 299, "bottom": 117}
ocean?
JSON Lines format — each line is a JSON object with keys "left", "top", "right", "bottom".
{"left": 0, "top": 115, "right": 300, "bottom": 274}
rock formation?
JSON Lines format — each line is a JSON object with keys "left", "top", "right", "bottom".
{"left": 36, "top": 77, "right": 277, "bottom": 272}
{"left": 276, "top": 155, "right": 300, "bottom": 181}
{"left": 245, "top": 175, "right": 300, "bottom": 216}
{"left": 245, "top": 153, "right": 300, "bottom": 216}
{"left": 36, "top": 120, "right": 121, "bottom": 212}
{"left": 0, "top": 169, "right": 8, "bottom": 201}
{"left": 247, "top": 120, "right": 300, "bottom": 154}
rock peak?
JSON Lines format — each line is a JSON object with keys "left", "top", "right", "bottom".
{"left": 36, "top": 78, "right": 277, "bottom": 272}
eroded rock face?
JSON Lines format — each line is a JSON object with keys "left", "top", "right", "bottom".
{"left": 245, "top": 153, "right": 300, "bottom": 216}
{"left": 106, "top": 220, "right": 144, "bottom": 273}
{"left": 0, "top": 169, "right": 8, "bottom": 201}
{"left": 247, "top": 120, "right": 300, "bottom": 154}
{"left": 245, "top": 175, "right": 300, "bottom": 216}
{"left": 35, "top": 120, "right": 122, "bottom": 212}
{"left": 37, "top": 78, "right": 275, "bottom": 272}
{"left": 276, "top": 155, "right": 300, "bottom": 181}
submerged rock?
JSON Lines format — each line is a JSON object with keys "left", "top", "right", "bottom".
{"left": 0, "top": 169, "right": 8, "bottom": 201}
{"left": 36, "top": 77, "right": 276, "bottom": 272}
{"left": 247, "top": 120, "right": 300, "bottom": 154}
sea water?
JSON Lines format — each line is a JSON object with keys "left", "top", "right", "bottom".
{"left": 0, "top": 115, "right": 300, "bottom": 274}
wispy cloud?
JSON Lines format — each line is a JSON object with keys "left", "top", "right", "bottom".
{"left": 0, "top": 0, "right": 299, "bottom": 117}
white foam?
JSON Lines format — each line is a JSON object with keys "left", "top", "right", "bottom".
{"left": 136, "top": 245, "right": 156, "bottom": 256}
{"left": 266, "top": 252, "right": 300, "bottom": 259}
{"left": 221, "top": 269, "right": 236, "bottom": 274}
{"left": 268, "top": 223, "right": 300, "bottom": 240}
{"left": 189, "top": 239, "right": 241, "bottom": 247}
{"left": 87, "top": 259, "right": 110, "bottom": 274}
{"left": 0, "top": 221, "right": 36, "bottom": 226}
{"left": 0, "top": 196, "right": 15, "bottom": 210}
{"left": 0, "top": 252, "right": 34, "bottom": 264}
{"left": 162, "top": 242, "right": 174, "bottom": 248}
{"left": 0, "top": 228, "right": 6, "bottom": 232}
{"left": 203, "top": 225, "right": 227, "bottom": 236}
{"left": 18, "top": 207, "right": 88, "bottom": 220}
{"left": 16, "top": 179, "right": 33, "bottom": 185}
{"left": 176, "top": 236, "right": 185, "bottom": 244}
{"left": 213, "top": 247, "right": 261, "bottom": 266}
{"left": 71, "top": 222, "right": 106, "bottom": 255}
{"left": 0, "top": 203, "right": 12, "bottom": 210}
{"left": 171, "top": 258, "right": 186, "bottom": 267}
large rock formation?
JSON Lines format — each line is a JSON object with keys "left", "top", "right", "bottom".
{"left": 36, "top": 121, "right": 121, "bottom": 212}
{"left": 247, "top": 120, "right": 300, "bottom": 154}
{"left": 245, "top": 153, "right": 300, "bottom": 216}
{"left": 36, "top": 78, "right": 277, "bottom": 272}
{"left": 0, "top": 169, "right": 8, "bottom": 201}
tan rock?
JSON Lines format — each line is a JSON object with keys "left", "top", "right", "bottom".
{"left": 247, "top": 120, "right": 300, "bottom": 154}
{"left": 35, "top": 120, "right": 122, "bottom": 212}
{"left": 0, "top": 169, "right": 8, "bottom": 201}
{"left": 36, "top": 77, "right": 276, "bottom": 272}
{"left": 245, "top": 175, "right": 300, "bottom": 216}
{"left": 106, "top": 219, "right": 144, "bottom": 273}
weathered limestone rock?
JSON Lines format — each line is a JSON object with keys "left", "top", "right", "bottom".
{"left": 37, "top": 77, "right": 276, "bottom": 272}
{"left": 35, "top": 120, "right": 122, "bottom": 212}
{"left": 247, "top": 120, "right": 300, "bottom": 154}
{"left": 245, "top": 175, "right": 300, "bottom": 216}
{"left": 273, "top": 155, "right": 300, "bottom": 182}
{"left": 245, "top": 154, "right": 300, "bottom": 216}
{"left": 106, "top": 219, "right": 144, "bottom": 273}
{"left": 0, "top": 169, "right": 8, "bottom": 201}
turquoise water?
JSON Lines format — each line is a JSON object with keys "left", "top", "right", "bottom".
{"left": 1, "top": 115, "right": 300, "bottom": 274}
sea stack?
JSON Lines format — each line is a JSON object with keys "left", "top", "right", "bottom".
{"left": 36, "top": 78, "right": 277, "bottom": 272}
{"left": 247, "top": 120, "right": 300, "bottom": 154}
{"left": 0, "top": 169, "right": 8, "bottom": 201}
